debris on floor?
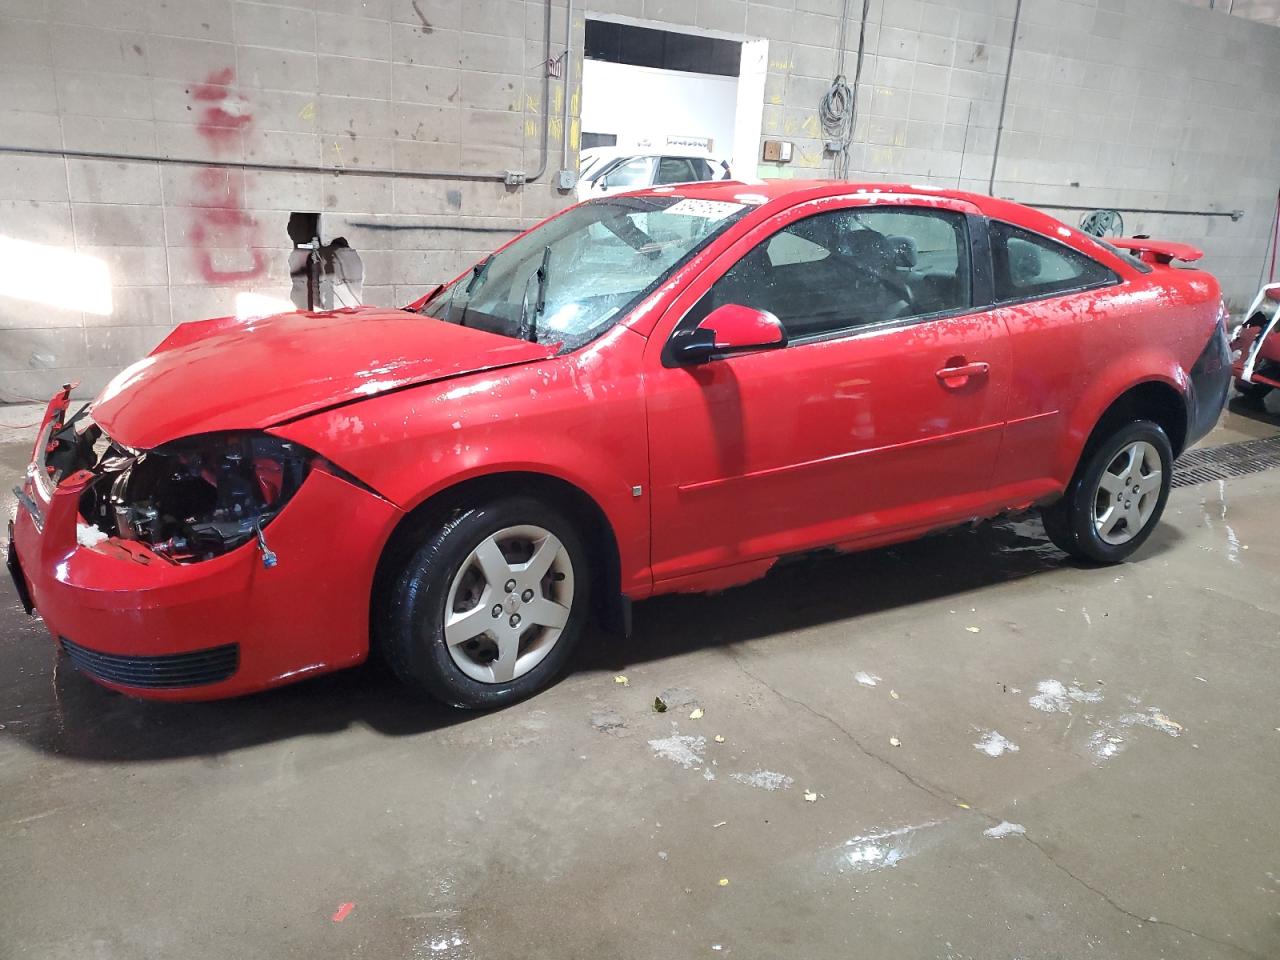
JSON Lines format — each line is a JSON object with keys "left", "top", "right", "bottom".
{"left": 804, "top": 790, "right": 818, "bottom": 803}
{"left": 331, "top": 902, "right": 355, "bottom": 922}
{"left": 714, "top": 734, "right": 725, "bottom": 743}
{"left": 730, "top": 770, "right": 793, "bottom": 791}
{"left": 653, "top": 696, "right": 668, "bottom": 713}
{"left": 689, "top": 707, "right": 704, "bottom": 719}
{"left": 648, "top": 732, "right": 705, "bottom": 769}
{"left": 1028, "top": 679, "right": 1103, "bottom": 713}
{"left": 973, "top": 730, "right": 1020, "bottom": 758}
{"left": 983, "top": 821, "right": 1026, "bottom": 839}
{"left": 854, "top": 671, "right": 881, "bottom": 687}
{"left": 889, "top": 737, "right": 901, "bottom": 747}
{"left": 613, "top": 675, "right": 629, "bottom": 686}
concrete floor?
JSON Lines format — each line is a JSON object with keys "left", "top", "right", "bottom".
{"left": 2, "top": 400, "right": 1279, "bottom": 960}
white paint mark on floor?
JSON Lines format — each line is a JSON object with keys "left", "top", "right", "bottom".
{"left": 983, "top": 821, "right": 1026, "bottom": 839}
{"left": 1029, "top": 679, "right": 1103, "bottom": 713}
{"left": 1120, "top": 708, "right": 1183, "bottom": 736}
{"left": 648, "top": 733, "right": 706, "bottom": 769}
{"left": 730, "top": 769, "right": 793, "bottom": 791}
{"left": 973, "top": 730, "right": 1020, "bottom": 757}
{"left": 854, "top": 671, "right": 881, "bottom": 687}
{"left": 836, "top": 820, "right": 943, "bottom": 873}
{"left": 1089, "top": 728, "right": 1126, "bottom": 761}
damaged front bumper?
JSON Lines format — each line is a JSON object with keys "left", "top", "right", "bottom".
{"left": 1230, "top": 283, "right": 1280, "bottom": 389}
{"left": 9, "top": 390, "right": 404, "bottom": 701}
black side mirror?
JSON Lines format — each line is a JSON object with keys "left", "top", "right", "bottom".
{"left": 669, "top": 305, "right": 788, "bottom": 366}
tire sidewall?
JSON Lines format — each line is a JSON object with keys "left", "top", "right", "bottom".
{"left": 1066, "top": 420, "right": 1173, "bottom": 563}
{"left": 387, "top": 497, "right": 591, "bottom": 709}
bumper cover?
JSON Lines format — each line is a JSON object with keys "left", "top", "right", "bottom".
{"left": 11, "top": 462, "right": 403, "bottom": 701}
{"left": 1185, "top": 318, "right": 1231, "bottom": 449}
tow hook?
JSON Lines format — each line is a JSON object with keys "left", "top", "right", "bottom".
{"left": 254, "top": 520, "right": 278, "bottom": 569}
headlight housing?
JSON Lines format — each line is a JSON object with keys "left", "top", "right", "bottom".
{"left": 79, "top": 431, "right": 315, "bottom": 562}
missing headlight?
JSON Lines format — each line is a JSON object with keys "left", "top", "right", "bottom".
{"left": 78, "top": 432, "right": 313, "bottom": 563}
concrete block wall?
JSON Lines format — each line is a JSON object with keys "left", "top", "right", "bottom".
{"left": 1, "top": 0, "right": 1278, "bottom": 400}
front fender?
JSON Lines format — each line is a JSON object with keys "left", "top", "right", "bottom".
{"left": 270, "top": 326, "right": 654, "bottom": 597}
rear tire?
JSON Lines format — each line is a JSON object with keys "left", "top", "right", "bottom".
{"left": 377, "top": 497, "right": 590, "bottom": 709}
{"left": 1040, "top": 420, "right": 1173, "bottom": 564}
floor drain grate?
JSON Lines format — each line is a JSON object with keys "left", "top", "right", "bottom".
{"left": 1172, "top": 434, "right": 1280, "bottom": 488}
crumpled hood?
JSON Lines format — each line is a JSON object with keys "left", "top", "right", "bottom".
{"left": 91, "top": 307, "right": 557, "bottom": 449}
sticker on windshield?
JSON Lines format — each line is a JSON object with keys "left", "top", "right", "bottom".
{"left": 664, "top": 198, "right": 745, "bottom": 221}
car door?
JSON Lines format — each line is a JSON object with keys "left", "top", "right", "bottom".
{"left": 643, "top": 195, "right": 1011, "bottom": 587}
{"left": 983, "top": 220, "right": 1128, "bottom": 496}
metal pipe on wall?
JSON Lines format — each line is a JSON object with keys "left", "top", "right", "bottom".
{"left": 560, "top": 0, "right": 574, "bottom": 177}
{"left": 988, "top": 0, "right": 1023, "bottom": 195}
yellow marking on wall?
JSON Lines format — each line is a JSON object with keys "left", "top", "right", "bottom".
{"left": 783, "top": 117, "right": 798, "bottom": 135}
{"left": 553, "top": 87, "right": 563, "bottom": 112}
{"left": 298, "top": 101, "right": 316, "bottom": 122}
{"left": 570, "top": 89, "right": 580, "bottom": 115}
{"left": 768, "top": 94, "right": 783, "bottom": 105}
{"left": 570, "top": 117, "right": 580, "bottom": 150}
{"left": 526, "top": 94, "right": 540, "bottom": 113}
{"left": 894, "top": 130, "right": 906, "bottom": 146}
{"left": 769, "top": 59, "right": 792, "bottom": 71}
{"left": 526, "top": 119, "right": 538, "bottom": 137}
{"left": 801, "top": 115, "right": 819, "bottom": 137}
{"left": 549, "top": 117, "right": 563, "bottom": 139}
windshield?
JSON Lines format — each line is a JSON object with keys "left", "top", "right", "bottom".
{"left": 420, "top": 195, "right": 750, "bottom": 350}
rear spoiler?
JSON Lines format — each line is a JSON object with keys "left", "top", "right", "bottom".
{"left": 1110, "top": 238, "right": 1204, "bottom": 265}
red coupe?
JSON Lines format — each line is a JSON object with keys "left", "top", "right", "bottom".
{"left": 8, "top": 180, "right": 1230, "bottom": 708}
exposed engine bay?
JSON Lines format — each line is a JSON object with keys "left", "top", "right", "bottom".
{"left": 40, "top": 406, "right": 312, "bottom": 563}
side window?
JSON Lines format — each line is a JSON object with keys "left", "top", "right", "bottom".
{"left": 688, "top": 158, "right": 713, "bottom": 180}
{"left": 603, "top": 157, "right": 653, "bottom": 188}
{"left": 686, "top": 206, "right": 972, "bottom": 341}
{"left": 990, "top": 220, "right": 1119, "bottom": 302}
{"left": 655, "top": 157, "right": 699, "bottom": 185}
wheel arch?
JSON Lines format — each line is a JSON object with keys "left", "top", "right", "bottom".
{"left": 1074, "top": 379, "right": 1189, "bottom": 477}
{"left": 370, "top": 470, "right": 626, "bottom": 642}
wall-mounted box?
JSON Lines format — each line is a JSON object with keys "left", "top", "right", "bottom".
{"left": 761, "top": 140, "right": 793, "bottom": 163}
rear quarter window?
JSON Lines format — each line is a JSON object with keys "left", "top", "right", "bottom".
{"left": 991, "top": 220, "right": 1120, "bottom": 303}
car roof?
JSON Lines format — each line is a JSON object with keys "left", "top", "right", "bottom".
{"left": 582, "top": 146, "right": 721, "bottom": 161}
{"left": 628, "top": 178, "right": 1079, "bottom": 238}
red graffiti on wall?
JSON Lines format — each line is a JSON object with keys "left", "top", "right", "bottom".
{"left": 188, "top": 69, "right": 268, "bottom": 284}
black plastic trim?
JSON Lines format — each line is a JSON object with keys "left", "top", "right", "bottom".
{"left": 1184, "top": 318, "right": 1231, "bottom": 450}
{"left": 60, "top": 638, "right": 239, "bottom": 689}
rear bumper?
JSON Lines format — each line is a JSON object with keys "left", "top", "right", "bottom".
{"left": 1185, "top": 318, "right": 1231, "bottom": 448}
{"left": 10, "top": 459, "right": 402, "bottom": 701}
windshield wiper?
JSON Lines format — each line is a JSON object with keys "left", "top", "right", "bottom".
{"left": 518, "top": 246, "right": 551, "bottom": 343}
{"left": 465, "top": 256, "right": 491, "bottom": 294}
{"left": 457, "top": 256, "right": 492, "bottom": 328}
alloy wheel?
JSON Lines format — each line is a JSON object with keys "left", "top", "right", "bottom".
{"left": 441, "top": 524, "right": 574, "bottom": 683}
{"left": 1091, "top": 440, "right": 1163, "bottom": 546}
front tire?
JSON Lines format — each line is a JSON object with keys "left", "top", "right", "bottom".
{"left": 1040, "top": 420, "right": 1173, "bottom": 564}
{"left": 378, "top": 497, "right": 590, "bottom": 709}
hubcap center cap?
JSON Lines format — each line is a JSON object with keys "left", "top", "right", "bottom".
{"left": 504, "top": 594, "right": 520, "bottom": 614}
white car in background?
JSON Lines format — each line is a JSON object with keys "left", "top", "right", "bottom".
{"left": 576, "top": 148, "right": 731, "bottom": 200}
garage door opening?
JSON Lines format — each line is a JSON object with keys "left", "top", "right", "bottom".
{"left": 579, "top": 15, "right": 766, "bottom": 197}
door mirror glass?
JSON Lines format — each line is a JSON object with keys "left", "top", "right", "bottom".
{"left": 671, "top": 303, "right": 787, "bottom": 364}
